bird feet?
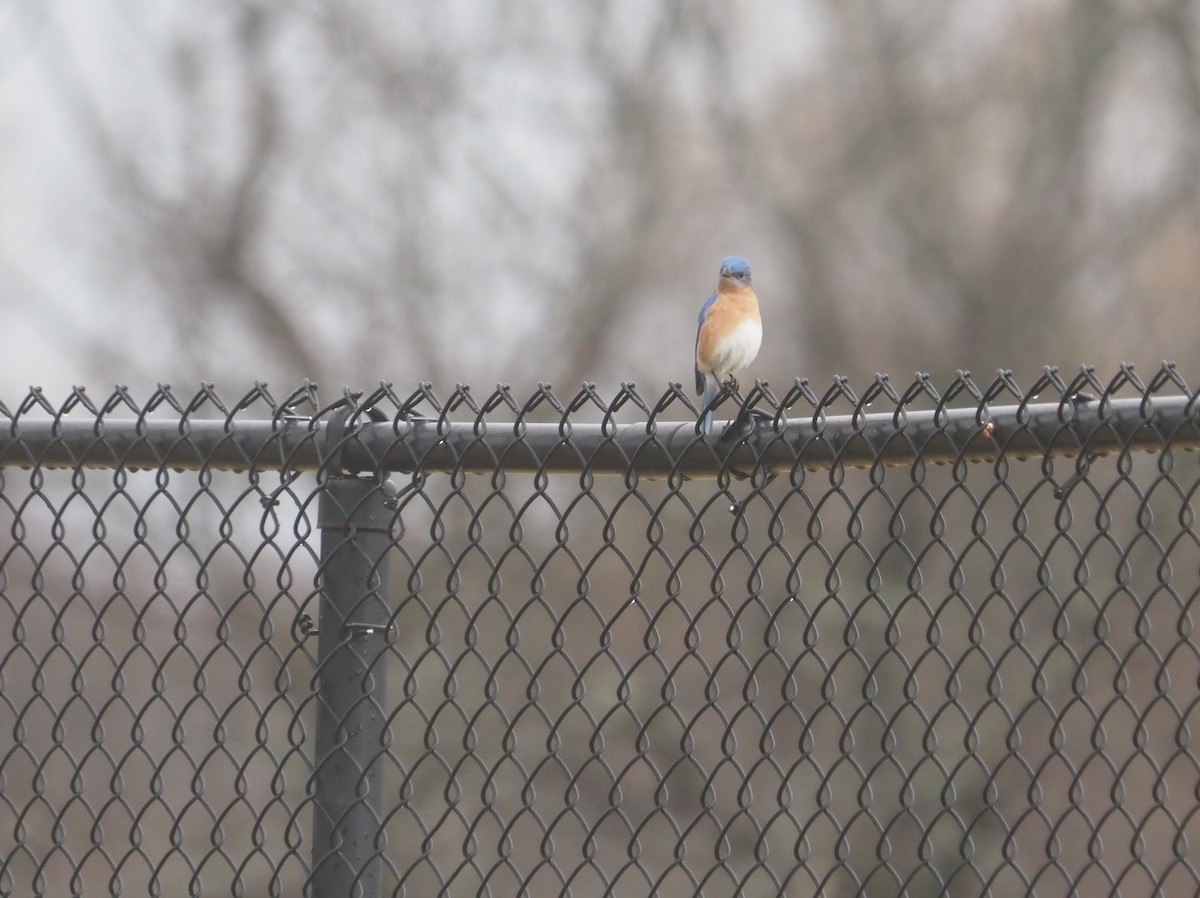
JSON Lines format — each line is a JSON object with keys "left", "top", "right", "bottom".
{"left": 722, "top": 376, "right": 740, "bottom": 393}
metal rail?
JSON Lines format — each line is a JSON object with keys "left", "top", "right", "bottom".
{"left": 2, "top": 395, "right": 1197, "bottom": 477}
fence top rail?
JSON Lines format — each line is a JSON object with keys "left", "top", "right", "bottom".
{"left": 2, "top": 365, "right": 1197, "bottom": 478}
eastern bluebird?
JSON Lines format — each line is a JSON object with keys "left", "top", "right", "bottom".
{"left": 695, "top": 255, "right": 762, "bottom": 434}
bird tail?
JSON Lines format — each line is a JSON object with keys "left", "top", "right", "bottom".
{"left": 699, "top": 377, "right": 718, "bottom": 435}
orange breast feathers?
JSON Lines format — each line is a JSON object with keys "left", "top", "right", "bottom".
{"left": 695, "top": 283, "right": 762, "bottom": 381}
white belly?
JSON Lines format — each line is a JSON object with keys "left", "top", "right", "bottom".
{"left": 708, "top": 318, "right": 762, "bottom": 380}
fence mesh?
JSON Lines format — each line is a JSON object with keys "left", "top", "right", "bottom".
{"left": 1, "top": 366, "right": 1199, "bottom": 897}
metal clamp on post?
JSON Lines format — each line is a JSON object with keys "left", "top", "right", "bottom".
{"left": 292, "top": 613, "right": 398, "bottom": 643}
{"left": 321, "top": 400, "right": 388, "bottom": 478}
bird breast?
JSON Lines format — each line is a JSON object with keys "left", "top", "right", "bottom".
{"left": 710, "top": 317, "right": 762, "bottom": 378}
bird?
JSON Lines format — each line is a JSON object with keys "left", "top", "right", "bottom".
{"left": 694, "top": 255, "right": 762, "bottom": 434}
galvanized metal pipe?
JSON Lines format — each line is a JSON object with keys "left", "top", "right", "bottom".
{"left": 309, "top": 476, "right": 393, "bottom": 898}
{"left": 2, "top": 395, "right": 1197, "bottom": 477}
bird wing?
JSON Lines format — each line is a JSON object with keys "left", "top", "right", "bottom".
{"left": 694, "top": 292, "right": 717, "bottom": 395}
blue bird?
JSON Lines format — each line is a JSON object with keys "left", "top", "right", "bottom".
{"left": 694, "top": 256, "right": 762, "bottom": 434}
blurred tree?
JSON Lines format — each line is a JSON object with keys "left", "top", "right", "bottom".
{"left": 8, "top": 0, "right": 1200, "bottom": 397}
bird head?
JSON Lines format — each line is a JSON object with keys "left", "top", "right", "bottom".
{"left": 719, "top": 255, "right": 752, "bottom": 286}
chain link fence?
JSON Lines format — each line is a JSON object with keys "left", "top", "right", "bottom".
{"left": 1, "top": 364, "right": 1199, "bottom": 897}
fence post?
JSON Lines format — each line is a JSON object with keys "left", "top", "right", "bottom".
{"left": 310, "top": 474, "right": 393, "bottom": 898}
